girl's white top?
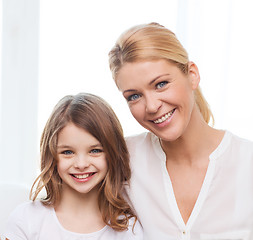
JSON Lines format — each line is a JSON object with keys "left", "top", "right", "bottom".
{"left": 125, "top": 131, "right": 253, "bottom": 240}
{"left": 4, "top": 201, "right": 143, "bottom": 240}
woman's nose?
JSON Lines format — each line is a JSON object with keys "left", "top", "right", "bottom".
{"left": 145, "top": 94, "right": 162, "bottom": 113}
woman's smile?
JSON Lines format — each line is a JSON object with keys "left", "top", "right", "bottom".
{"left": 117, "top": 60, "right": 199, "bottom": 141}
{"left": 152, "top": 108, "right": 176, "bottom": 124}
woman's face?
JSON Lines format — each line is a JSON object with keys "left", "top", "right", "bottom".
{"left": 116, "top": 60, "right": 200, "bottom": 141}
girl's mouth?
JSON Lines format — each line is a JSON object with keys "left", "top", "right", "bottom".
{"left": 71, "top": 173, "right": 95, "bottom": 180}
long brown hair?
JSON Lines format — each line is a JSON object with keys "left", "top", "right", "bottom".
{"left": 109, "top": 22, "right": 213, "bottom": 124}
{"left": 30, "top": 93, "right": 136, "bottom": 231}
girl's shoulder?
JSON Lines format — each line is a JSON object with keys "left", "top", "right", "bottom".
{"left": 113, "top": 217, "right": 143, "bottom": 239}
{"left": 128, "top": 217, "right": 143, "bottom": 237}
{"left": 5, "top": 200, "right": 57, "bottom": 239}
{"left": 9, "top": 200, "right": 51, "bottom": 216}
{"left": 6, "top": 200, "right": 53, "bottom": 227}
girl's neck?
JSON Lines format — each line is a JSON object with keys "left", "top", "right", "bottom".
{"left": 54, "top": 184, "right": 105, "bottom": 234}
{"left": 58, "top": 183, "right": 99, "bottom": 208}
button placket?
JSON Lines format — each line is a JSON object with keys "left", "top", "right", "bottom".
{"left": 181, "top": 230, "right": 190, "bottom": 240}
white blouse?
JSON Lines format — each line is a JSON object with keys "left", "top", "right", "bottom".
{"left": 125, "top": 131, "right": 253, "bottom": 240}
{"left": 5, "top": 201, "right": 143, "bottom": 240}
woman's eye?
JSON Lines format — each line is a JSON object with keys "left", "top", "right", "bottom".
{"left": 156, "top": 81, "right": 168, "bottom": 89}
{"left": 127, "top": 94, "right": 140, "bottom": 102}
{"left": 90, "top": 148, "right": 103, "bottom": 154}
{"left": 62, "top": 150, "right": 73, "bottom": 155}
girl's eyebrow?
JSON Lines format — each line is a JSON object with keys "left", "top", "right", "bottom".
{"left": 90, "top": 143, "right": 103, "bottom": 148}
{"left": 57, "top": 143, "right": 102, "bottom": 148}
{"left": 57, "top": 145, "right": 72, "bottom": 149}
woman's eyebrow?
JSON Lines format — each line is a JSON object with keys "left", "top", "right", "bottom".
{"left": 123, "top": 74, "right": 171, "bottom": 94}
{"left": 149, "top": 74, "right": 171, "bottom": 85}
{"left": 123, "top": 89, "right": 137, "bottom": 94}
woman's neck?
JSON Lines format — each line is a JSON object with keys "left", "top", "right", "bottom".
{"left": 161, "top": 107, "right": 224, "bottom": 165}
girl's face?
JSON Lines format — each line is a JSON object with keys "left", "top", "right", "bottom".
{"left": 116, "top": 60, "right": 200, "bottom": 142}
{"left": 57, "top": 122, "right": 108, "bottom": 196}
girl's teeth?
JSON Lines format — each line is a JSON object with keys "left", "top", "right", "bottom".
{"left": 154, "top": 109, "right": 175, "bottom": 124}
{"left": 73, "top": 174, "right": 90, "bottom": 179}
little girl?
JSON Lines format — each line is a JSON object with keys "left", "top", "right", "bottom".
{"left": 5, "top": 93, "right": 143, "bottom": 239}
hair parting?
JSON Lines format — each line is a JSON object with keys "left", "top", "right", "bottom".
{"left": 109, "top": 22, "right": 214, "bottom": 124}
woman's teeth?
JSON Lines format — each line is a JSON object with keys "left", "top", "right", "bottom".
{"left": 153, "top": 109, "right": 175, "bottom": 124}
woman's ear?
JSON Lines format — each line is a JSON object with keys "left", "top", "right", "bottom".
{"left": 188, "top": 61, "right": 200, "bottom": 90}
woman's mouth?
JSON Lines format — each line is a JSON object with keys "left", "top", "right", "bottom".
{"left": 153, "top": 109, "right": 175, "bottom": 124}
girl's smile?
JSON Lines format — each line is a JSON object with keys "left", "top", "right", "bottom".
{"left": 57, "top": 123, "right": 108, "bottom": 195}
{"left": 71, "top": 172, "right": 96, "bottom": 183}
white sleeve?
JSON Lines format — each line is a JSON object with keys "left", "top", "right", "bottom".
{"left": 4, "top": 203, "right": 30, "bottom": 240}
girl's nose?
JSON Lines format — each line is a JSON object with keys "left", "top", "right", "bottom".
{"left": 74, "top": 155, "right": 90, "bottom": 170}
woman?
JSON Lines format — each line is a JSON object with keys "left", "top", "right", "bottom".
{"left": 108, "top": 22, "right": 253, "bottom": 240}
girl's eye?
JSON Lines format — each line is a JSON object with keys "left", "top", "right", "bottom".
{"left": 127, "top": 94, "right": 140, "bottom": 102}
{"left": 156, "top": 81, "right": 168, "bottom": 89}
{"left": 90, "top": 148, "right": 103, "bottom": 154}
{"left": 62, "top": 150, "right": 73, "bottom": 155}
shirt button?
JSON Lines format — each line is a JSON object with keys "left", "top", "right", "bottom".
{"left": 183, "top": 231, "right": 186, "bottom": 234}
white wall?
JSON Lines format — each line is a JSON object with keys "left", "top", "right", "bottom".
{"left": 0, "top": 0, "right": 39, "bottom": 186}
{"left": 38, "top": 0, "right": 179, "bottom": 138}
{"left": 1, "top": 0, "right": 253, "bottom": 188}
{"left": 180, "top": 0, "right": 253, "bottom": 140}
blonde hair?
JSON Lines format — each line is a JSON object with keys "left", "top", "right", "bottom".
{"left": 109, "top": 22, "right": 213, "bottom": 124}
{"left": 30, "top": 93, "right": 136, "bottom": 231}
